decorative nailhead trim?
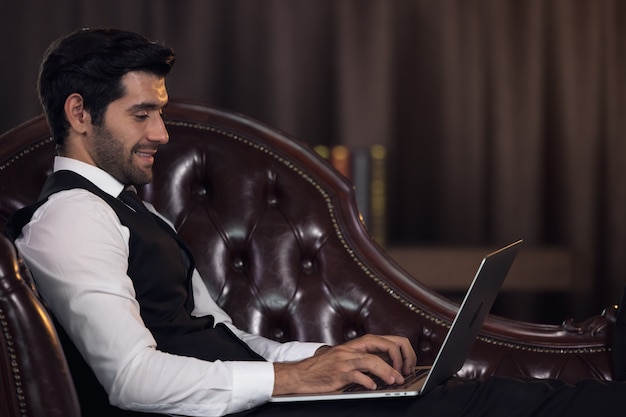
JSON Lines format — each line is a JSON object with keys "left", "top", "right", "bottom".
{"left": 1, "top": 308, "right": 28, "bottom": 416}
{"left": 0, "top": 136, "right": 54, "bottom": 171}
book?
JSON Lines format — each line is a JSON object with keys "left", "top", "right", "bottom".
{"left": 351, "top": 147, "right": 371, "bottom": 228}
{"left": 369, "top": 145, "right": 386, "bottom": 246}
{"left": 330, "top": 145, "right": 351, "bottom": 179}
{"left": 313, "top": 145, "right": 330, "bottom": 160}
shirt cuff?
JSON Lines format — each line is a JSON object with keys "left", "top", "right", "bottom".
{"left": 227, "top": 361, "right": 275, "bottom": 414}
{"left": 294, "top": 342, "right": 328, "bottom": 360}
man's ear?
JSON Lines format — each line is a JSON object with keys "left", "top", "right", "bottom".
{"left": 64, "top": 93, "right": 90, "bottom": 134}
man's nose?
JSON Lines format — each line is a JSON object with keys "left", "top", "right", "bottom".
{"left": 149, "top": 115, "right": 169, "bottom": 144}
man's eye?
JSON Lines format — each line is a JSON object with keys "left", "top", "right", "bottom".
{"left": 135, "top": 113, "right": 149, "bottom": 120}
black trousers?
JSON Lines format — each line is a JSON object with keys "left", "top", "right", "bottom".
{"left": 234, "top": 376, "right": 626, "bottom": 417}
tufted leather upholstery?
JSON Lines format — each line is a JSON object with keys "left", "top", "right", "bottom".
{"left": 0, "top": 99, "right": 616, "bottom": 416}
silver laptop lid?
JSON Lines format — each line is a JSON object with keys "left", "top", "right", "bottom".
{"left": 421, "top": 239, "right": 522, "bottom": 392}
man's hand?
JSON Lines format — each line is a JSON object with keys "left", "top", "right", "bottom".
{"left": 272, "top": 334, "right": 417, "bottom": 396}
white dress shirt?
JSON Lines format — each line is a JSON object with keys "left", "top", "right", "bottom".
{"left": 15, "top": 156, "right": 324, "bottom": 416}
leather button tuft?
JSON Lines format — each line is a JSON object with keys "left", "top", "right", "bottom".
{"left": 345, "top": 329, "right": 358, "bottom": 340}
{"left": 267, "top": 195, "right": 278, "bottom": 206}
{"left": 301, "top": 259, "right": 313, "bottom": 272}
{"left": 193, "top": 185, "right": 207, "bottom": 198}
{"left": 272, "top": 328, "right": 285, "bottom": 339}
{"left": 232, "top": 258, "right": 244, "bottom": 271}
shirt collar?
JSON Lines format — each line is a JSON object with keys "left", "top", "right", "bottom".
{"left": 53, "top": 156, "right": 125, "bottom": 197}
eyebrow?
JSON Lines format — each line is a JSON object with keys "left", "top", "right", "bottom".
{"left": 126, "top": 102, "right": 168, "bottom": 112}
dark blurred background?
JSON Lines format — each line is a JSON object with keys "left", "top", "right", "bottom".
{"left": 1, "top": 0, "right": 625, "bottom": 324}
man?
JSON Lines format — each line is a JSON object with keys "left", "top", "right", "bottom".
{"left": 7, "top": 28, "right": 626, "bottom": 417}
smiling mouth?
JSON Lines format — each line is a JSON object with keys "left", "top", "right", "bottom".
{"left": 133, "top": 149, "right": 158, "bottom": 167}
{"left": 135, "top": 150, "right": 155, "bottom": 157}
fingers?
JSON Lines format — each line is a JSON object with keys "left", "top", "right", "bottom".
{"left": 384, "top": 335, "right": 417, "bottom": 375}
{"left": 352, "top": 351, "right": 405, "bottom": 387}
{"left": 343, "top": 334, "right": 417, "bottom": 376}
{"left": 337, "top": 335, "right": 417, "bottom": 387}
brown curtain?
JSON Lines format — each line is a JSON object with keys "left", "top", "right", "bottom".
{"left": 1, "top": 0, "right": 624, "bottom": 317}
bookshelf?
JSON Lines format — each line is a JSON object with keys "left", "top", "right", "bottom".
{"left": 314, "top": 144, "right": 576, "bottom": 322}
{"left": 315, "top": 144, "right": 387, "bottom": 246}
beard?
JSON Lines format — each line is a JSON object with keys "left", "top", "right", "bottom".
{"left": 90, "top": 123, "right": 155, "bottom": 186}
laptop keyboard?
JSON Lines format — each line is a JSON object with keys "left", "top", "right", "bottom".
{"left": 343, "top": 367, "right": 430, "bottom": 392}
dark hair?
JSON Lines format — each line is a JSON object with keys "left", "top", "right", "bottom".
{"left": 38, "top": 28, "right": 175, "bottom": 147}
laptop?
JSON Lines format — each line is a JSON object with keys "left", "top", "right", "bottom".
{"left": 270, "top": 239, "right": 522, "bottom": 402}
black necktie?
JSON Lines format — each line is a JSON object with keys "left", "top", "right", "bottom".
{"left": 118, "top": 186, "right": 151, "bottom": 214}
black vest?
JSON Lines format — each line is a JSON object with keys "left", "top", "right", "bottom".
{"left": 7, "top": 170, "right": 263, "bottom": 416}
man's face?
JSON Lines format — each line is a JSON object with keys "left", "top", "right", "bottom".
{"left": 89, "top": 71, "right": 169, "bottom": 185}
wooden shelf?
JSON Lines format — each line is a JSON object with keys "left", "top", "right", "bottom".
{"left": 386, "top": 246, "right": 572, "bottom": 292}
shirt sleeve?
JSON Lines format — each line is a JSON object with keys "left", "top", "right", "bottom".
{"left": 14, "top": 190, "right": 298, "bottom": 416}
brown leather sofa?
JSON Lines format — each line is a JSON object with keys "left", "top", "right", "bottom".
{"left": 0, "top": 99, "right": 616, "bottom": 417}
